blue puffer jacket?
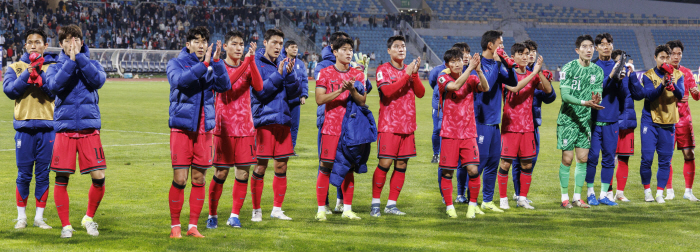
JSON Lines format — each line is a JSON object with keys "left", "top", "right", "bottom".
{"left": 167, "top": 47, "right": 231, "bottom": 132}
{"left": 4, "top": 52, "right": 58, "bottom": 130}
{"left": 314, "top": 46, "right": 335, "bottom": 129}
{"left": 428, "top": 62, "right": 446, "bottom": 110}
{"left": 330, "top": 81, "right": 375, "bottom": 187}
{"left": 252, "top": 48, "right": 300, "bottom": 127}
{"left": 618, "top": 72, "right": 639, "bottom": 130}
{"left": 279, "top": 47, "right": 308, "bottom": 107}
{"left": 45, "top": 44, "right": 106, "bottom": 132}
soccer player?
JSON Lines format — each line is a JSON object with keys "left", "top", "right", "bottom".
{"left": 314, "top": 37, "right": 367, "bottom": 221}
{"left": 557, "top": 35, "right": 604, "bottom": 209}
{"left": 496, "top": 43, "right": 551, "bottom": 210}
{"left": 473, "top": 30, "right": 511, "bottom": 213}
{"left": 510, "top": 40, "right": 557, "bottom": 205}
{"left": 585, "top": 33, "right": 625, "bottom": 206}
{"left": 371, "top": 35, "right": 425, "bottom": 217}
{"left": 166, "top": 26, "right": 231, "bottom": 238}
{"left": 664, "top": 40, "right": 699, "bottom": 201}
{"left": 283, "top": 40, "right": 309, "bottom": 151}
{"left": 610, "top": 49, "right": 639, "bottom": 202}
{"left": 437, "top": 49, "right": 488, "bottom": 218}
{"left": 635, "top": 45, "right": 685, "bottom": 203}
{"left": 3, "top": 28, "right": 57, "bottom": 230}
{"left": 206, "top": 31, "right": 263, "bottom": 229}
{"left": 45, "top": 24, "right": 107, "bottom": 238}
{"left": 314, "top": 31, "right": 350, "bottom": 213}
{"left": 251, "top": 28, "right": 300, "bottom": 221}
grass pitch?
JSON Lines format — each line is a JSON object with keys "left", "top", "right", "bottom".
{"left": 1, "top": 79, "right": 700, "bottom": 251}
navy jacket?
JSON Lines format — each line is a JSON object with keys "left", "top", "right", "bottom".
{"left": 279, "top": 47, "right": 308, "bottom": 107}
{"left": 46, "top": 44, "right": 107, "bottom": 132}
{"left": 4, "top": 52, "right": 58, "bottom": 130}
{"left": 428, "top": 63, "right": 446, "bottom": 110}
{"left": 314, "top": 46, "right": 335, "bottom": 129}
{"left": 592, "top": 58, "right": 623, "bottom": 123}
{"left": 252, "top": 48, "right": 300, "bottom": 127}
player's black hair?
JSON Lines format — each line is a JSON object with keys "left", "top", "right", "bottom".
{"left": 575, "top": 35, "right": 594, "bottom": 48}
{"left": 264, "top": 28, "right": 285, "bottom": 41}
{"left": 330, "top": 31, "right": 350, "bottom": 44}
{"left": 655, "top": 45, "right": 671, "bottom": 57}
{"left": 332, "top": 37, "right": 354, "bottom": 51}
{"left": 58, "top": 24, "right": 82, "bottom": 43}
{"left": 224, "top": 30, "right": 244, "bottom": 44}
{"left": 595, "top": 33, "right": 613, "bottom": 45}
{"left": 611, "top": 49, "right": 626, "bottom": 60}
{"left": 443, "top": 48, "right": 463, "bottom": 63}
{"left": 284, "top": 40, "right": 297, "bottom": 49}
{"left": 666, "top": 40, "right": 684, "bottom": 52}
{"left": 25, "top": 28, "right": 47, "bottom": 44}
{"left": 523, "top": 40, "right": 538, "bottom": 51}
{"left": 451, "top": 42, "right": 470, "bottom": 53}
{"left": 386, "top": 35, "right": 405, "bottom": 49}
{"left": 186, "top": 26, "right": 210, "bottom": 43}
{"left": 480, "top": 30, "right": 503, "bottom": 51}
{"left": 511, "top": 43, "right": 529, "bottom": 56}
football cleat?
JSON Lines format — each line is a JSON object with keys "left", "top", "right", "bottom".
{"left": 455, "top": 195, "right": 468, "bottom": 203}
{"left": 84, "top": 221, "right": 99, "bottom": 237}
{"left": 370, "top": 205, "right": 381, "bottom": 217}
{"left": 656, "top": 195, "right": 666, "bottom": 204}
{"left": 446, "top": 208, "right": 457, "bottom": 218}
{"left": 466, "top": 205, "right": 477, "bottom": 219}
{"left": 384, "top": 205, "right": 406, "bottom": 216}
{"left": 644, "top": 191, "right": 654, "bottom": 202}
{"left": 251, "top": 209, "right": 263, "bottom": 222}
{"left": 665, "top": 189, "right": 675, "bottom": 200}
{"left": 573, "top": 200, "right": 590, "bottom": 208}
{"left": 587, "top": 194, "right": 599, "bottom": 206}
{"left": 60, "top": 226, "right": 75, "bottom": 238}
{"left": 14, "top": 218, "right": 27, "bottom": 229}
{"left": 599, "top": 197, "right": 618, "bottom": 206}
{"left": 315, "top": 211, "right": 327, "bottom": 222}
{"left": 206, "top": 216, "right": 218, "bottom": 229}
{"left": 226, "top": 217, "right": 241, "bottom": 228}
{"left": 500, "top": 198, "right": 510, "bottom": 210}
{"left": 334, "top": 203, "right": 344, "bottom": 213}
{"left": 186, "top": 227, "right": 205, "bottom": 238}
{"left": 480, "top": 202, "right": 504, "bottom": 213}
{"left": 615, "top": 192, "right": 630, "bottom": 202}
{"left": 561, "top": 200, "right": 573, "bottom": 209}
{"left": 431, "top": 155, "right": 439, "bottom": 164}
{"left": 517, "top": 199, "right": 535, "bottom": 209}
{"left": 270, "top": 210, "right": 292, "bottom": 220}
{"left": 33, "top": 219, "right": 52, "bottom": 229}
{"left": 341, "top": 211, "right": 361, "bottom": 220}
{"left": 683, "top": 192, "right": 699, "bottom": 202}
{"left": 169, "top": 226, "right": 182, "bottom": 238}
{"left": 324, "top": 204, "right": 333, "bottom": 215}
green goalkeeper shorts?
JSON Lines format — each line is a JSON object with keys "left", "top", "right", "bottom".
{"left": 557, "top": 125, "right": 591, "bottom": 151}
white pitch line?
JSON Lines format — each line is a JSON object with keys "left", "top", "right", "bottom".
{"left": 101, "top": 129, "right": 170, "bottom": 135}
{"left": 0, "top": 142, "right": 169, "bottom": 151}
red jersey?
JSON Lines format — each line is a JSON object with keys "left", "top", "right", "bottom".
{"left": 438, "top": 70, "right": 480, "bottom": 139}
{"left": 502, "top": 70, "right": 540, "bottom": 133}
{"left": 376, "top": 62, "right": 422, "bottom": 134}
{"left": 676, "top": 65, "right": 699, "bottom": 127}
{"left": 317, "top": 65, "right": 365, "bottom": 136}
{"left": 214, "top": 57, "right": 262, "bottom": 136}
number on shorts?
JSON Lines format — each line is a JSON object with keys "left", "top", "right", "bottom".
{"left": 93, "top": 148, "right": 105, "bottom": 160}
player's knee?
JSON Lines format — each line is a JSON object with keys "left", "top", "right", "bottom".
{"left": 441, "top": 170, "right": 453, "bottom": 178}
{"left": 55, "top": 175, "right": 70, "bottom": 185}
{"left": 498, "top": 167, "right": 509, "bottom": 175}
{"left": 685, "top": 150, "right": 695, "bottom": 161}
{"left": 92, "top": 177, "right": 105, "bottom": 187}
{"left": 466, "top": 165, "right": 479, "bottom": 177}
{"left": 378, "top": 158, "right": 393, "bottom": 168}
{"left": 319, "top": 165, "right": 332, "bottom": 174}
{"left": 577, "top": 156, "right": 588, "bottom": 163}
{"left": 521, "top": 168, "right": 533, "bottom": 174}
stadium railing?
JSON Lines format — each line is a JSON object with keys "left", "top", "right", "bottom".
{"left": 45, "top": 47, "right": 180, "bottom": 77}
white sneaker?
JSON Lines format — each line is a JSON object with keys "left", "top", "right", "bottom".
{"left": 33, "top": 219, "right": 52, "bottom": 229}
{"left": 517, "top": 199, "right": 535, "bottom": 209}
{"left": 60, "top": 226, "right": 74, "bottom": 238}
{"left": 270, "top": 210, "right": 292, "bottom": 220}
{"left": 665, "top": 189, "right": 675, "bottom": 200}
{"left": 607, "top": 191, "right": 615, "bottom": 202}
{"left": 683, "top": 192, "right": 699, "bottom": 202}
{"left": 83, "top": 221, "right": 99, "bottom": 236}
{"left": 656, "top": 195, "right": 666, "bottom": 204}
{"left": 14, "top": 218, "right": 27, "bottom": 229}
{"left": 251, "top": 209, "right": 262, "bottom": 222}
{"left": 615, "top": 192, "right": 630, "bottom": 202}
{"left": 499, "top": 198, "right": 510, "bottom": 210}
{"left": 644, "top": 191, "right": 654, "bottom": 202}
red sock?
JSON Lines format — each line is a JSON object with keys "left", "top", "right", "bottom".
{"left": 441, "top": 176, "right": 453, "bottom": 206}
{"left": 36, "top": 187, "right": 49, "bottom": 208}
{"left": 657, "top": 186, "right": 665, "bottom": 191}
{"left": 316, "top": 168, "right": 330, "bottom": 207}
{"left": 169, "top": 182, "right": 185, "bottom": 226}
{"left": 668, "top": 164, "right": 674, "bottom": 189}
{"left": 16, "top": 187, "right": 27, "bottom": 207}
{"left": 86, "top": 180, "right": 105, "bottom": 218}
{"left": 388, "top": 168, "right": 406, "bottom": 201}
{"left": 644, "top": 184, "right": 651, "bottom": 190}
{"left": 684, "top": 159, "right": 695, "bottom": 189}
{"left": 372, "top": 166, "right": 388, "bottom": 199}
{"left": 519, "top": 172, "right": 532, "bottom": 198}
{"left": 273, "top": 172, "right": 287, "bottom": 208}
{"left": 189, "top": 183, "right": 205, "bottom": 226}
{"left": 617, "top": 158, "right": 629, "bottom": 191}
{"left": 54, "top": 179, "right": 71, "bottom": 227}
{"left": 208, "top": 177, "right": 225, "bottom": 216}
{"left": 250, "top": 172, "right": 264, "bottom": 209}
{"left": 468, "top": 175, "right": 480, "bottom": 203}
{"left": 231, "top": 179, "right": 248, "bottom": 215}
{"left": 342, "top": 172, "right": 355, "bottom": 206}
{"left": 498, "top": 169, "right": 508, "bottom": 198}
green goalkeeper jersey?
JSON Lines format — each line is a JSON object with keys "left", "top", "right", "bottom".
{"left": 556, "top": 59, "right": 604, "bottom": 128}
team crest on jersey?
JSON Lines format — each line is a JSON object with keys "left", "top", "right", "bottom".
{"left": 438, "top": 76, "right": 446, "bottom": 84}
{"left": 377, "top": 72, "right": 384, "bottom": 81}
{"left": 560, "top": 72, "right": 566, "bottom": 80}
{"left": 590, "top": 75, "right": 596, "bottom": 84}
{"left": 563, "top": 139, "right": 568, "bottom": 146}
{"left": 478, "top": 135, "right": 484, "bottom": 144}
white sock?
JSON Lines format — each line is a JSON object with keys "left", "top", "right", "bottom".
{"left": 171, "top": 224, "right": 181, "bottom": 229}
{"left": 253, "top": 208, "right": 261, "bottom": 212}
{"left": 336, "top": 198, "right": 343, "bottom": 206}
{"left": 188, "top": 224, "right": 196, "bottom": 230}
{"left": 35, "top": 207, "right": 45, "bottom": 221}
{"left": 667, "top": 188, "right": 674, "bottom": 192}
{"left": 318, "top": 206, "right": 325, "bottom": 213}
{"left": 17, "top": 207, "right": 26, "bottom": 220}
{"left": 561, "top": 194, "right": 569, "bottom": 202}
{"left": 616, "top": 190, "right": 624, "bottom": 195}
{"left": 387, "top": 200, "right": 397, "bottom": 206}
{"left": 446, "top": 205, "right": 455, "bottom": 211}
{"left": 500, "top": 197, "right": 508, "bottom": 200}
{"left": 272, "top": 207, "right": 282, "bottom": 212}
{"left": 573, "top": 193, "right": 581, "bottom": 202}
{"left": 587, "top": 187, "right": 595, "bottom": 196}
{"left": 644, "top": 188, "right": 651, "bottom": 195}
{"left": 371, "top": 198, "right": 381, "bottom": 205}
{"left": 686, "top": 188, "right": 692, "bottom": 194}
{"left": 468, "top": 202, "right": 477, "bottom": 206}
{"left": 657, "top": 190, "right": 664, "bottom": 197}
{"left": 208, "top": 215, "right": 217, "bottom": 219}
{"left": 343, "top": 204, "right": 352, "bottom": 212}
{"left": 600, "top": 189, "right": 607, "bottom": 199}
{"left": 229, "top": 213, "right": 239, "bottom": 218}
